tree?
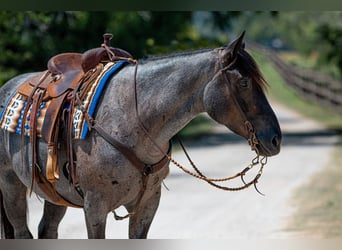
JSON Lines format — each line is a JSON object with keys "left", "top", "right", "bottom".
{"left": 0, "top": 11, "right": 248, "bottom": 86}
{"left": 315, "top": 13, "right": 342, "bottom": 78}
{"left": 0, "top": 11, "right": 110, "bottom": 84}
{"left": 0, "top": 11, "right": 198, "bottom": 85}
{"left": 226, "top": 11, "right": 342, "bottom": 79}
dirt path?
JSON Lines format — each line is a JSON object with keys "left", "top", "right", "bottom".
{"left": 27, "top": 101, "right": 340, "bottom": 238}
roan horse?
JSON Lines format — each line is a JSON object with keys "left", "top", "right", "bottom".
{"left": 0, "top": 32, "right": 281, "bottom": 238}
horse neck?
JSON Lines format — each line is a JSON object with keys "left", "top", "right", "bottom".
{"left": 137, "top": 49, "right": 219, "bottom": 147}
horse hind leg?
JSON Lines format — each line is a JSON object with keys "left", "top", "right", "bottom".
{"left": 38, "top": 201, "right": 67, "bottom": 239}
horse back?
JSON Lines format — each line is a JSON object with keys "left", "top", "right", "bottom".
{"left": 0, "top": 73, "right": 36, "bottom": 110}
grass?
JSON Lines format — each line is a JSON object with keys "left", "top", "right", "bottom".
{"left": 178, "top": 50, "right": 342, "bottom": 237}
{"left": 279, "top": 51, "right": 318, "bottom": 69}
{"left": 1, "top": 46, "right": 341, "bottom": 237}
{"left": 179, "top": 49, "right": 342, "bottom": 143}
{"left": 251, "top": 51, "right": 342, "bottom": 130}
{"left": 252, "top": 50, "right": 342, "bottom": 238}
{"left": 177, "top": 115, "right": 216, "bottom": 141}
{"left": 285, "top": 145, "right": 342, "bottom": 238}
{"left": 279, "top": 51, "right": 341, "bottom": 80}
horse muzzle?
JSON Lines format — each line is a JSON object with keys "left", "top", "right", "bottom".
{"left": 255, "top": 131, "right": 282, "bottom": 157}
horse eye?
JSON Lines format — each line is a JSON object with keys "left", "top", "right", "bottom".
{"left": 240, "top": 78, "right": 250, "bottom": 88}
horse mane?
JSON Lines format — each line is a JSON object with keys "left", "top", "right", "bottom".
{"left": 139, "top": 48, "right": 214, "bottom": 63}
{"left": 235, "top": 49, "right": 268, "bottom": 91}
{"left": 139, "top": 46, "right": 267, "bottom": 91}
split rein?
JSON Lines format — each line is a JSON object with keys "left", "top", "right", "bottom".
{"left": 173, "top": 125, "right": 268, "bottom": 195}
{"left": 79, "top": 46, "right": 268, "bottom": 195}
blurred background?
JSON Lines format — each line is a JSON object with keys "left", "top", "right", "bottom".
{"left": 1, "top": 12, "right": 342, "bottom": 117}
{"left": 1, "top": 11, "right": 341, "bottom": 238}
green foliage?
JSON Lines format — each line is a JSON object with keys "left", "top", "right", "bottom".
{"left": 105, "top": 12, "right": 195, "bottom": 57}
{"left": 0, "top": 11, "right": 225, "bottom": 86}
{"left": 316, "top": 19, "right": 342, "bottom": 79}
{"left": 1, "top": 11, "right": 341, "bottom": 86}
{"left": 229, "top": 11, "right": 342, "bottom": 79}
{"left": 0, "top": 11, "right": 110, "bottom": 84}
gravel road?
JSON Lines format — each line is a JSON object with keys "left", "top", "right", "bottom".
{"left": 27, "top": 101, "right": 340, "bottom": 238}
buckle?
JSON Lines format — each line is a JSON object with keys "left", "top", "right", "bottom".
{"left": 144, "top": 164, "right": 153, "bottom": 176}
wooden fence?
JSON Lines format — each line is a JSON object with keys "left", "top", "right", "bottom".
{"left": 249, "top": 42, "right": 342, "bottom": 115}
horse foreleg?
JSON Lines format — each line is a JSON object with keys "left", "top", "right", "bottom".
{"left": 126, "top": 184, "right": 162, "bottom": 239}
{"left": 38, "top": 201, "right": 67, "bottom": 238}
{"left": 83, "top": 192, "right": 108, "bottom": 239}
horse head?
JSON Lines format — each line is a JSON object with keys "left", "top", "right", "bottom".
{"left": 204, "top": 32, "right": 281, "bottom": 157}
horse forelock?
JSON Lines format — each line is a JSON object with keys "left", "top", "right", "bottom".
{"left": 235, "top": 49, "right": 268, "bottom": 92}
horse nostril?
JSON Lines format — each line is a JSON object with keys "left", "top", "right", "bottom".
{"left": 272, "top": 135, "right": 280, "bottom": 148}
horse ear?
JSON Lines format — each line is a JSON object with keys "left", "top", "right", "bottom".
{"left": 223, "top": 31, "right": 246, "bottom": 63}
{"left": 229, "top": 31, "right": 246, "bottom": 53}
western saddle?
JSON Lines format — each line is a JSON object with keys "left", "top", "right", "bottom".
{"left": 16, "top": 34, "right": 132, "bottom": 207}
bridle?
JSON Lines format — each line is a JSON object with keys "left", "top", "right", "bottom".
{"left": 76, "top": 46, "right": 271, "bottom": 219}
{"left": 80, "top": 47, "right": 268, "bottom": 195}
{"left": 130, "top": 47, "right": 269, "bottom": 194}
{"left": 76, "top": 46, "right": 269, "bottom": 219}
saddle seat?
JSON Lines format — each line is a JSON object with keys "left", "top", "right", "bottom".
{"left": 17, "top": 53, "right": 85, "bottom": 100}
{"left": 47, "top": 52, "right": 84, "bottom": 98}
{"left": 48, "top": 52, "right": 83, "bottom": 75}
{"left": 18, "top": 34, "right": 132, "bottom": 100}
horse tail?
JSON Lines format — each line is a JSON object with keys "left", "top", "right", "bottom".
{"left": 0, "top": 190, "right": 14, "bottom": 238}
